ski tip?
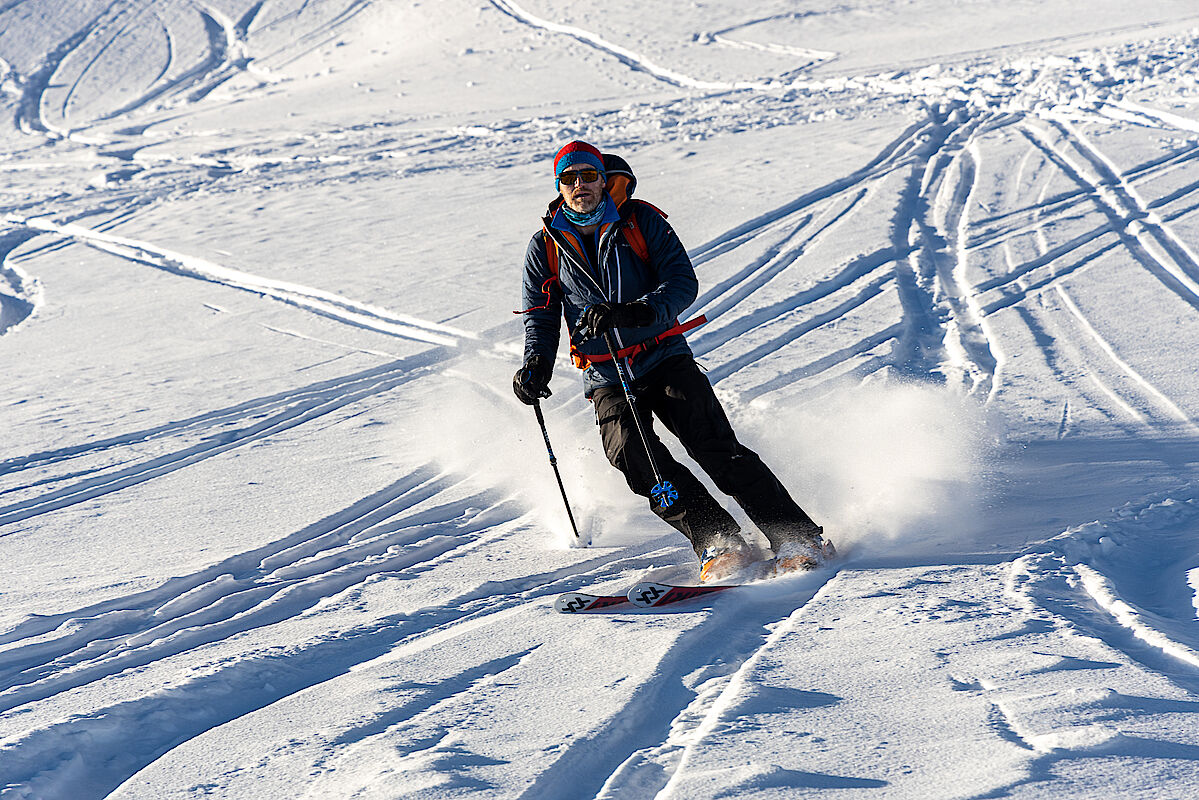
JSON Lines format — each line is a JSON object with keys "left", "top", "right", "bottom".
{"left": 554, "top": 592, "right": 627, "bottom": 613}
{"left": 626, "top": 582, "right": 673, "bottom": 608}
{"left": 554, "top": 593, "right": 585, "bottom": 613}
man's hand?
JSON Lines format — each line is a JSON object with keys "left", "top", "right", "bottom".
{"left": 512, "top": 355, "right": 552, "bottom": 405}
{"left": 577, "top": 302, "right": 655, "bottom": 338}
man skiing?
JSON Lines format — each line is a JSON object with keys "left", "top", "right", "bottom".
{"left": 513, "top": 140, "right": 831, "bottom": 581}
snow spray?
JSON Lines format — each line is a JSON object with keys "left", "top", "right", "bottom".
{"left": 738, "top": 377, "right": 1001, "bottom": 555}
{"left": 412, "top": 355, "right": 640, "bottom": 548}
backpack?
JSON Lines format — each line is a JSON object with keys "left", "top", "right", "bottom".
{"left": 521, "top": 153, "right": 706, "bottom": 369}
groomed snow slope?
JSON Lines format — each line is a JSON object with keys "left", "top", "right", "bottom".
{"left": 2, "top": 1, "right": 1199, "bottom": 798}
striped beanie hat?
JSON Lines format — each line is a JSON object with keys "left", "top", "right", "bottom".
{"left": 553, "top": 140, "right": 605, "bottom": 178}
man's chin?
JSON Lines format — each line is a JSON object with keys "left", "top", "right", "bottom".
{"left": 567, "top": 198, "right": 600, "bottom": 214}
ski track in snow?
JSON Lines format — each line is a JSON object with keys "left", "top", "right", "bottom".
{"left": 1010, "top": 482, "right": 1199, "bottom": 702}
{"left": 0, "top": 474, "right": 819, "bottom": 799}
{"left": 488, "top": 0, "right": 769, "bottom": 92}
{"left": 516, "top": 572, "right": 839, "bottom": 800}
{"left": 684, "top": 107, "right": 1011, "bottom": 397}
{"left": 624, "top": 576, "right": 841, "bottom": 799}
{"left": 964, "top": 119, "right": 1199, "bottom": 433}
{"left": 1051, "top": 283, "right": 1197, "bottom": 433}
{"left": 0, "top": 214, "right": 511, "bottom": 533}
{"left": 4, "top": 213, "right": 478, "bottom": 348}
{"left": 0, "top": 469, "right": 490, "bottom": 706}
{"left": 0, "top": 228, "right": 41, "bottom": 336}
{"left": 686, "top": 118, "right": 922, "bottom": 382}
{"left": 0, "top": 486, "right": 614, "bottom": 797}
{"left": 0, "top": 350, "right": 449, "bottom": 527}
{"left": 2, "top": 4, "right": 1199, "bottom": 797}
{"left": 677, "top": 73, "right": 1199, "bottom": 408}
{"left": 1020, "top": 119, "right": 1199, "bottom": 310}
{"left": 5, "top": 0, "right": 369, "bottom": 136}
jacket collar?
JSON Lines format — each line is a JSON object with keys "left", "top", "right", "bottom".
{"left": 549, "top": 194, "right": 620, "bottom": 233}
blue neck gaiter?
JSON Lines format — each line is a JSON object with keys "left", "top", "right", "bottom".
{"left": 562, "top": 199, "right": 606, "bottom": 228}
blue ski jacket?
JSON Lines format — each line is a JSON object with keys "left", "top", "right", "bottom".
{"left": 520, "top": 195, "right": 699, "bottom": 396}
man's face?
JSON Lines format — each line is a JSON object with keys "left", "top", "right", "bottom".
{"left": 559, "top": 165, "right": 605, "bottom": 215}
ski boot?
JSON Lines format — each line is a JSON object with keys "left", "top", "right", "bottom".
{"left": 773, "top": 532, "right": 835, "bottom": 575}
{"left": 699, "top": 534, "right": 754, "bottom": 583}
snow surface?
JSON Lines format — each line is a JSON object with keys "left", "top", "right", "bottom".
{"left": 2, "top": 0, "right": 1199, "bottom": 797}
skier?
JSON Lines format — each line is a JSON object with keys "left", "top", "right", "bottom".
{"left": 513, "top": 140, "right": 831, "bottom": 581}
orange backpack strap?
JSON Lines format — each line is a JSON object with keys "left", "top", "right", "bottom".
{"left": 514, "top": 231, "right": 593, "bottom": 369}
{"left": 513, "top": 229, "right": 561, "bottom": 314}
{"left": 544, "top": 228, "right": 559, "bottom": 277}
{"left": 623, "top": 213, "right": 649, "bottom": 264}
{"left": 621, "top": 200, "right": 666, "bottom": 265}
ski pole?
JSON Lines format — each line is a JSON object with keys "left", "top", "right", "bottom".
{"left": 602, "top": 330, "right": 678, "bottom": 510}
{"left": 532, "top": 399, "right": 581, "bottom": 541}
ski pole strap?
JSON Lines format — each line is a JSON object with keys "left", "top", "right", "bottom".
{"left": 579, "top": 314, "right": 707, "bottom": 367}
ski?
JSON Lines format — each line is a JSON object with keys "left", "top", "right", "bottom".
{"left": 554, "top": 591, "right": 630, "bottom": 613}
{"left": 556, "top": 542, "right": 837, "bottom": 613}
{"left": 626, "top": 581, "right": 736, "bottom": 608}
{"left": 554, "top": 584, "right": 731, "bottom": 613}
{"left": 626, "top": 549, "right": 837, "bottom": 608}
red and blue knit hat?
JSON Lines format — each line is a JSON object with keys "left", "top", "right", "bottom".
{"left": 553, "top": 140, "right": 605, "bottom": 178}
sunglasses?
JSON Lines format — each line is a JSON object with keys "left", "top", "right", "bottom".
{"left": 558, "top": 169, "right": 603, "bottom": 186}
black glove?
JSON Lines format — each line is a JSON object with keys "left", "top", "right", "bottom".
{"left": 578, "top": 302, "right": 655, "bottom": 338}
{"left": 512, "top": 355, "right": 552, "bottom": 405}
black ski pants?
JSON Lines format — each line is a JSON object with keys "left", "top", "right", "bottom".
{"left": 590, "top": 355, "right": 820, "bottom": 556}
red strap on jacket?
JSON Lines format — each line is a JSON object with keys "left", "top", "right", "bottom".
{"left": 576, "top": 314, "right": 708, "bottom": 368}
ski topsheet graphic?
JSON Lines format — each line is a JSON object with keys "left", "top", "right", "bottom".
{"left": 553, "top": 592, "right": 630, "bottom": 613}
{"left": 626, "top": 581, "right": 735, "bottom": 608}
{"left": 553, "top": 582, "right": 733, "bottom": 613}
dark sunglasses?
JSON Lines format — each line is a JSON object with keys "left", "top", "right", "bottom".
{"left": 558, "top": 169, "right": 603, "bottom": 186}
